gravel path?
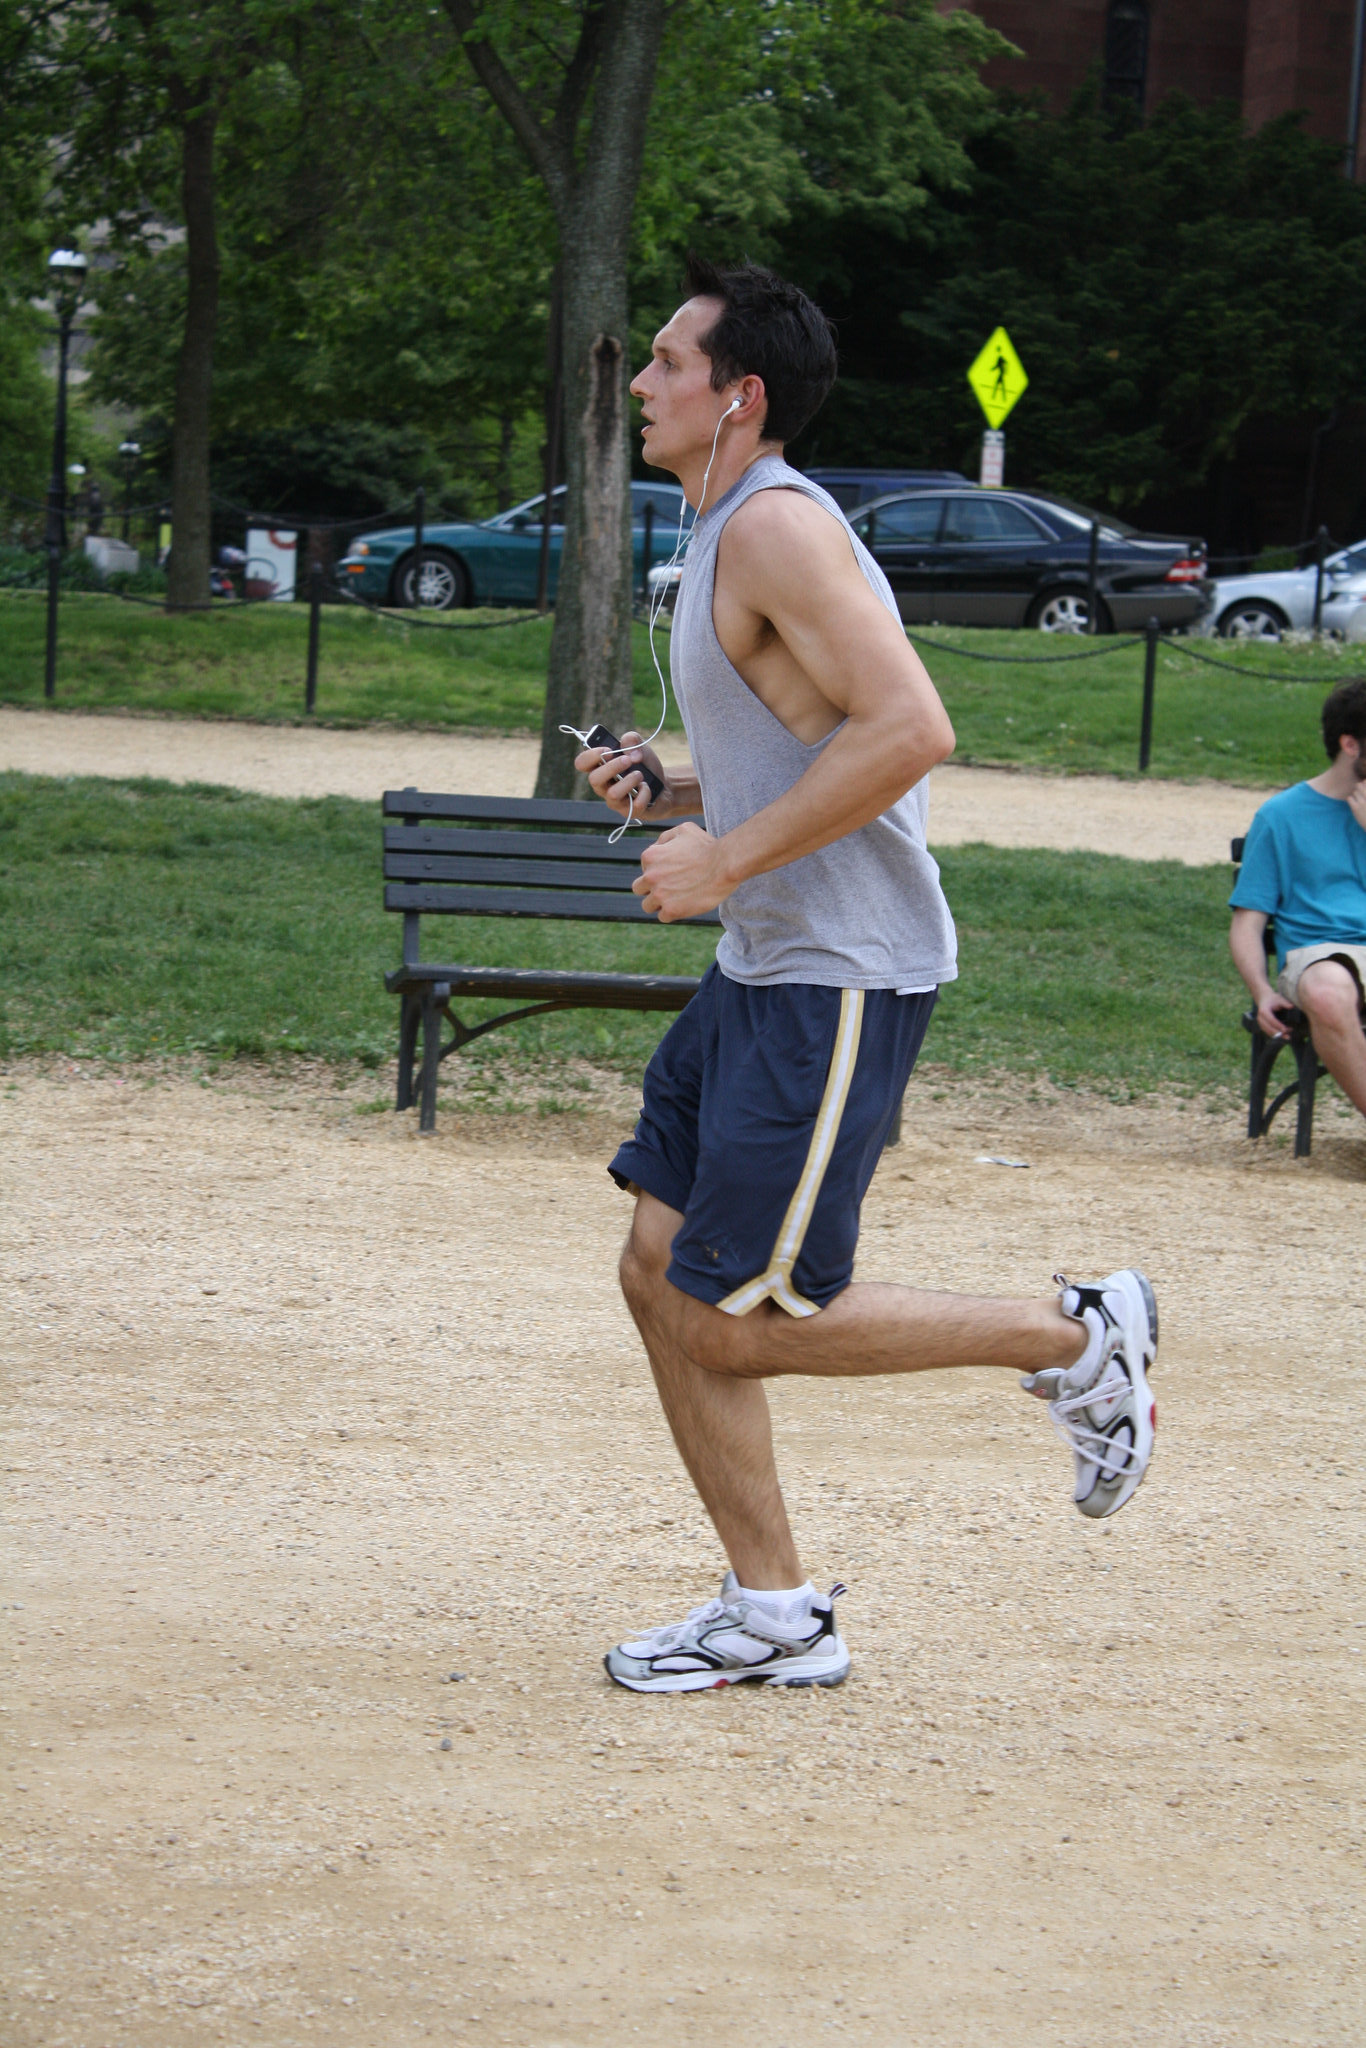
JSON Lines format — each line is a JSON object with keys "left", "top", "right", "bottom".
{"left": 2, "top": 1063, "right": 1362, "bottom": 2047}
{"left": 0, "top": 706, "right": 1272, "bottom": 864}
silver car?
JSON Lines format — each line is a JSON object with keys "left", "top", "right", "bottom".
{"left": 1209, "top": 541, "right": 1366, "bottom": 638}
{"left": 1320, "top": 588, "right": 1366, "bottom": 642}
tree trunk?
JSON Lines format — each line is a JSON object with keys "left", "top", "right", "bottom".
{"left": 535, "top": 257, "right": 636, "bottom": 793}
{"left": 166, "top": 106, "right": 219, "bottom": 611}
{"left": 531, "top": 1, "right": 669, "bottom": 797}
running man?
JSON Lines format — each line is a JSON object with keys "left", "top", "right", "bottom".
{"left": 578, "top": 258, "right": 1157, "bottom": 1694}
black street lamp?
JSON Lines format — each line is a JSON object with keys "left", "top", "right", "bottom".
{"left": 44, "top": 247, "right": 88, "bottom": 701}
{"left": 118, "top": 439, "right": 141, "bottom": 544}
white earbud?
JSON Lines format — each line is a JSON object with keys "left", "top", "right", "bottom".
{"left": 726, "top": 395, "right": 743, "bottom": 414}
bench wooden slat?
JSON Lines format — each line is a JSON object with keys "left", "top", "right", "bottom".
{"left": 385, "top": 963, "right": 701, "bottom": 1010}
{"left": 384, "top": 789, "right": 629, "bottom": 828}
{"left": 385, "top": 882, "right": 720, "bottom": 925}
{"left": 384, "top": 825, "right": 648, "bottom": 865}
{"left": 385, "top": 852, "right": 643, "bottom": 892}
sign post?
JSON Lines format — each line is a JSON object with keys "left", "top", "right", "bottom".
{"left": 967, "top": 327, "right": 1028, "bottom": 486}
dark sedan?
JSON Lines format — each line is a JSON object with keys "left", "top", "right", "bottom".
{"left": 851, "top": 487, "right": 1210, "bottom": 632}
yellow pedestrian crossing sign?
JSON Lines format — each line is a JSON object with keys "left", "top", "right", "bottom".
{"left": 967, "top": 326, "right": 1028, "bottom": 428}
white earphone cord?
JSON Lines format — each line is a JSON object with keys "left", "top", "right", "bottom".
{"left": 561, "top": 396, "right": 739, "bottom": 843}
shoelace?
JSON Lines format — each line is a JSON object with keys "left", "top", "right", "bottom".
{"left": 1044, "top": 1364, "right": 1134, "bottom": 1478}
{"left": 635, "top": 1595, "right": 733, "bottom": 1653}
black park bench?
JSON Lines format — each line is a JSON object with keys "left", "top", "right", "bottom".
{"left": 1232, "top": 833, "right": 1325, "bottom": 1158}
{"left": 382, "top": 789, "right": 720, "bottom": 1132}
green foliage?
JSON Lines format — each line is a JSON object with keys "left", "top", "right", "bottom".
{"left": 631, "top": 0, "right": 1009, "bottom": 372}
{"left": 0, "top": 6, "right": 59, "bottom": 510}
{"left": 0, "top": 548, "right": 165, "bottom": 594}
{"left": 0, "top": 770, "right": 1250, "bottom": 1099}
{"left": 0, "top": 290, "right": 52, "bottom": 512}
{"left": 20, "top": 0, "right": 1366, "bottom": 534}
{"left": 77, "top": 1, "right": 556, "bottom": 519}
{"left": 63, "top": 2, "right": 1012, "bottom": 519}
{"left": 790, "top": 92, "right": 1366, "bottom": 509}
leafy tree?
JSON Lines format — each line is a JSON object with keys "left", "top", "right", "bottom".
{"left": 435, "top": 0, "right": 1010, "bottom": 793}
{"left": 436, "top": 0, "right": 671, "bottom": 795}
{"left": 51, "top": 1, "right": 322, "bottom": 607}
{"left": 0, "top": 187, "right": 53, "bottom": 521}
{"left": 787, "top": 91, "right": 1366, "bottom": 517}
{"left": 82, "top": 5, "right": 556, "bottom": 521}
{"left": 0, "top": 3, "right": 63, "bottom": 518}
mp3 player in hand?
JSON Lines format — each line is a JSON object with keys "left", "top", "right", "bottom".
{"left": 582, "top": 725, "right": 666, "bottom": 808}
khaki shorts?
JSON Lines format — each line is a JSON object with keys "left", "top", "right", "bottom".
{"left": 1278, "top": 943, "right": 1366, "bottom": 1008}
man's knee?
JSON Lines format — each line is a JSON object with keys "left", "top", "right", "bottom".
{"left": 680, "top": 1297, "right": 770, "bottom": 1378}
{"left": 619, "top": 1192, "right": 679, "bottom": 1307}
{"left": 1297, "top": 961, "right": 1364, "bottom": 1026}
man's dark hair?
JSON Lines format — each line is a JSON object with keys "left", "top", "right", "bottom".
{"left": 1322, "top": 676, "right": 1366, "bottom": 759}
{"left": 684, "top": 254, "right": 837, "bottom": 445}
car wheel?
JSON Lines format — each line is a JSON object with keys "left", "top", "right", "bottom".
{"left": 1217, "top": 599, "right": 1286, "bottom": 641}
{"left": 393, "top": 550, "right": 469, "bottom": 610}
{"left": 1028, "top": 589, "right": 1104, "bottom": 633}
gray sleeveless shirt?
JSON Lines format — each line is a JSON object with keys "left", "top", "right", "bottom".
{"left": 669, "top": 454, "right": 958, "bottom": 989}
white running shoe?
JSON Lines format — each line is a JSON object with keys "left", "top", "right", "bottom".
{"left": 1021, "top": 1268, "right": 1158, "bottom": 1520}
{"left": 604, "top": 1574, "right": 850, "bottom": 1693}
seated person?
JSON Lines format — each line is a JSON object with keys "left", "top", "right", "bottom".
{"left": 1229, "top": 676, "right": 1366, "bottom": 1123}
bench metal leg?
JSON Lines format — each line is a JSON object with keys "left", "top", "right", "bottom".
{"left": 395, "top": 992, "right": 421, "bottom": 1113}
{"left": 418, "top": 985, "right": 448, "bottom": 1135}
{"left": 1244, "top": 1007, "right": 1323, "bottom": 1156}
{"left": 1247, "top": 1016, "right": 1279, "bottom": 1140}
{"left": 1293, "top": 1034, "right": 1320, "bottom": 1158}
{"left": 884, "top": 1100, "right": 902, "bottom": 1148}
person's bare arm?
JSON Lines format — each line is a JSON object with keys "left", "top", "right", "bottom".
{"left": 631, "top": 493, "right": 954, "bottom": 921}
{"left": 1230, "top": 907, "right": 1295, "bottom": 1038}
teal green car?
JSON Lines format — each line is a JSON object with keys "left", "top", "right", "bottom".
{"left": 337, "top": 482, "right": 693, "bottom": 610}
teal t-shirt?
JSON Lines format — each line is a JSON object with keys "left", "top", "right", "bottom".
{"left": 1229, "top": 780, "right": 1366, "bottom": 967}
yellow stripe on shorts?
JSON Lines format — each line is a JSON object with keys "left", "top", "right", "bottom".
{"left": 717, "top": 987, "right": 865, "bottom": 1319}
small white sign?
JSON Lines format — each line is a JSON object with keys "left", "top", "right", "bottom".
{"left": 245, "top": 527, "right": 298, "bottom": 601}
{"left": 979, "top": 430, "right": 1005, "bottom": 489}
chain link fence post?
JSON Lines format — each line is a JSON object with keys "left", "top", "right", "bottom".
{"left": 305, "top": 562, "right": 323, "bottom": 712}
{"left": 1139, "top": 617, "right": 1159, "bottom": 771}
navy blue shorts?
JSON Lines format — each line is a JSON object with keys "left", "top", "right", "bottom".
{"left": 609, "top": 966, "right": 937, "bottom": 1317}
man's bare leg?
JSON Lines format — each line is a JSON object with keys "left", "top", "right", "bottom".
{"left": 619, "top": 1191, "right": 1087, "bottom": 1588}
{"left": 620, "top": 1192, "right": 804, "bottom": 1586}
{"left": 1297, "top": 959, "right": 1366, "bottom": 1115}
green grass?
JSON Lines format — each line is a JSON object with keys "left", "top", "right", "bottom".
{"left": 0, "top": 590, "right": 684, "bottom": 737}
{"left": 0, "top": 772, "right": 1252, "bottom": 1100}
{"left": 0, "top": 590, "right": 1347, "bottom": 786}
{"left": 924, "top": 629, "right": 1340, "bottom": 785}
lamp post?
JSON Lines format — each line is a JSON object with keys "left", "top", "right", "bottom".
{"left": 44, "top": 247, "right": 88, "bottom": 701}
{"left": 118, "top": 440, "right": 141, "bottom": 543}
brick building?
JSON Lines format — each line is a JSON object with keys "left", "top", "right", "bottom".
{"left": 952, "top": 1, "right": 1366, "bottom": 178}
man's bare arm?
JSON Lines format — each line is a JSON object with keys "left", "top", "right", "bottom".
{"left": 636, "top": 492, "right": 954, "bottom": 920}
{"left": 1230, "top": 907, "right": 1294, "bottom": 1038}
